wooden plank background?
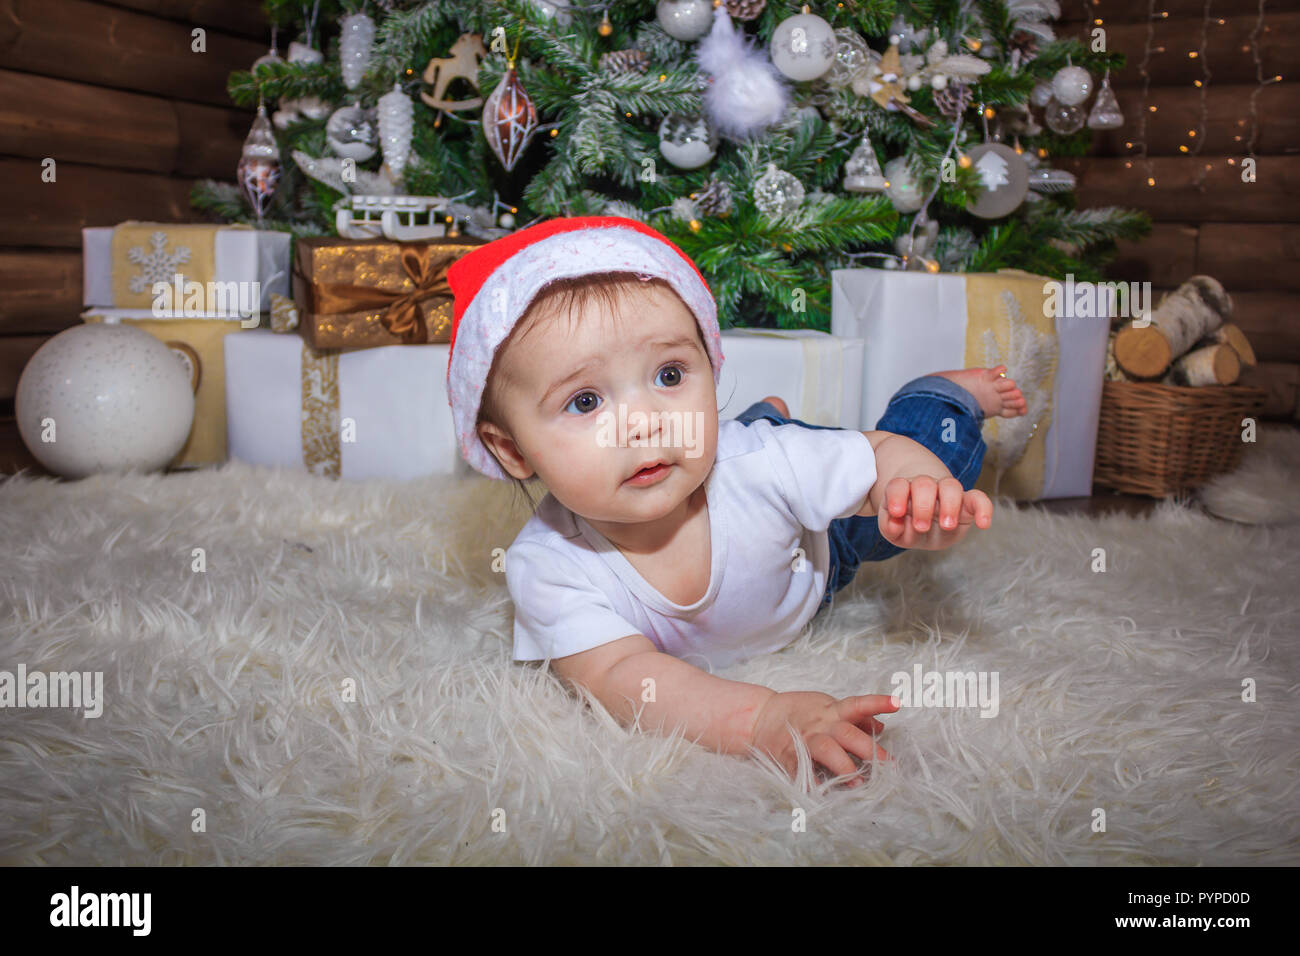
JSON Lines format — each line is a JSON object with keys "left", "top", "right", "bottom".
{"left": 1056, "top": 1, "right": 1299, "bottom": 419}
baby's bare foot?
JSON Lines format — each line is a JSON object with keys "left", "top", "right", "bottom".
{"left": 931, "top": 366, "right": 1027, "bottom": 419}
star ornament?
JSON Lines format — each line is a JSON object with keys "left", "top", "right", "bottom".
{"left": 855, "top": 39, "right": 935, "bottom": 129}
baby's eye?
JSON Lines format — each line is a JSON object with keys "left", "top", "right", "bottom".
{"left": 563, "top": 391, "right": 601, "bottom": 415}
{"left": 656, "top": 363, "right": 685, "bottom": 387}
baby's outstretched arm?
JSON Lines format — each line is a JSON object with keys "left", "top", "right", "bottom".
{"left": 855, "top": 430, "right": 993, "bottom": 551}
{"left": 552, "top": 635, "right": 897, "bottom": 786}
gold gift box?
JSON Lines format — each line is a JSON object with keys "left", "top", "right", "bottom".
{"left": 292, "top": 236, "right": 483, "bottom": 350}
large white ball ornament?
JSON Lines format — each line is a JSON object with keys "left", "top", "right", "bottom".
{"left": 16, "top": 323, "right": 195, "bottom": 479}
{"left": 770, "top": 11, "right": 836, "bottom": 81}
{"left": 656, "top": 0, "right": 713, "bottom": 42}
{"left": 1051, "top": 65, "right": 1094, "bottom": 106}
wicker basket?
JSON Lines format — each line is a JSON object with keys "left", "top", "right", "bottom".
{"left": 1092, "top": 381, "right": 1269, "bottom": 497}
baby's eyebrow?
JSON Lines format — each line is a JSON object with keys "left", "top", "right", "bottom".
{"left": 540, "top": 359, "right": 602, "bottom": 407}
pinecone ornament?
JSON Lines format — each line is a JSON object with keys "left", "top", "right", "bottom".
{"left": 932, "top": 80, "right": 973, "bottom": 118}
{"left": 599, "top": 49, "right": 650, "bottom": 75}
{"left": 725, "top": 0, "right": 766, "bottom": 20}
{"left": 694, "top": 179, "right": 733, "bottom": 217}
{"left": 1006, "top": 29, "right": 1040, "bottom": 74}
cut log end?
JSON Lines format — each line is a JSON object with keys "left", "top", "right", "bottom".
{"left": 1114, "top": 323, "right": 1172, "bottom": 378}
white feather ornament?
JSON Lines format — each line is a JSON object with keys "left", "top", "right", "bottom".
{"left": 695, "top": 5, "right": 790, "bottom": 140}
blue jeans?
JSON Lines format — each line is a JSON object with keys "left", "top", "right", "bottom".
{"left": 733, "top": 375, "right": 988, "bottom": 613}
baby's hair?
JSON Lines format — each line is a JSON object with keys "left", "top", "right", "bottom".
{"left": 476, "top": 271, "right": 705, "bottom": 516}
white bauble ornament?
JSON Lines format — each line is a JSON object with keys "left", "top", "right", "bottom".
{"left": 883, "top": 156, "right": 924, "bottom": 212}
{"left": 16, "top": 324, "right": 195, "bottom": 479}
{"left": 907, "top": 74, "right": 923, "bottom": 91}
{"left": 1051, "top": 65, "right": 1093, "bottom": 106}
{"left": 378, "top": 83, "right": 414, "bottom": 177}
{"left": 1030, "top": 80, "right": 1054, "bottom": 108}
{"left": 1044, "top": 97, "right": 1086, "bottom": 135}
{"left": 965, "top": 142, "right": 1029, "bottom": 218}
{"left": 930, "top": 73, "right": 947, "bottom": 90}
{"left": 659, "top": 112, "right": 718, "bottom": 169}
{"left": 656, "top": 0, "right": 713, "bottom": 41}
{"left": 326, "top": 104, "right": 377, "bottom": 160}
{"left": 752, "top": 162, "right": 804, "bottom": 218}
{"left": 498, "top": 212, "right": 516, "bottom": 229}
{"left": 770, "top": 10, "right": 836, "bottom": 81}
{"left": 339, "top": 12, "right": 376, "bottom": 91}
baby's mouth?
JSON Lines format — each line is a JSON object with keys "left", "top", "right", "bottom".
{"left": 625, "top": 460, "right": 672, "bottom": 484}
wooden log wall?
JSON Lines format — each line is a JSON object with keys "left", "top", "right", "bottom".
{"left": 1057, "top": 0, "right": 1300, "bottom": 420}
{"left": 0, "top": 0, "right": 269, "bottom": 408}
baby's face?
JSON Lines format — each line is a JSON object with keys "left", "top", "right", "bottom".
{"left": 485, "top": 281, "right": 718, "bottom": 525}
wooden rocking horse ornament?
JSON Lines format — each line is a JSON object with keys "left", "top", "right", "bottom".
{"left": 421, "top": 33, "right": 489, "bottom": 115}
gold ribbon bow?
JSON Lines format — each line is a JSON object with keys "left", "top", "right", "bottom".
{"left": 310, "top": 245, "right": 452, "bottom": 344}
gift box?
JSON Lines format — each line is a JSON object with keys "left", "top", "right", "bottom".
{"left": 82, "top": 221, "right": 290, "bottom": 315}
{"left": 80, "top": 309, "right": 244, "bottom": 468}
{"left": 832, "top": 268, "right": 1112, "bottom": 500}
{"left": 225, "top": 330, "right": 468, "bottom": 481}
{"left": 719, "top": 329, "right": 865, "bottom": 429}
{"left": 291, "top": 236, "right": 483, "bottom": 349}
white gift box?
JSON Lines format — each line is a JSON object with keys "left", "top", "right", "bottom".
{"left": 83, "top": 224, "right": 290, "bottom": 314}
{"left": 225, "top": 330, "right": 471, "bottom": 481}
{"left": 831, "top": 269, "right": 1111, "bottom": 499}
{"left": 719, "top": 328, "right": 865, "bottom": 429}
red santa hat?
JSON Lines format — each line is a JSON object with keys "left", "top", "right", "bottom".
{"left": 446, "top": 216, "right": 725, "bottom": 480}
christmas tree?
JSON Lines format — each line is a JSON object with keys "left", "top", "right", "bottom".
{"left": 197, "top": 0, "right": 1152, "bottom": 332}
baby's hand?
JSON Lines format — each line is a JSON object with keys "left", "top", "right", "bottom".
{"left": 877, "top": 475, "right": 992, "bottom": 551}
{"left": 750, "top": 691, "right": 899, "bottom": 788}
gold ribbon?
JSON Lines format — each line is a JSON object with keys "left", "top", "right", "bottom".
{"left": 308, "top": 245, "right": 451, "bottom": 344}
{"left": 300, "top": 340, "right": 341, "bottom": 479}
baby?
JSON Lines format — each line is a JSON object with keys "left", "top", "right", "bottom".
{"left": 445, "top": 216, "right": 1026, "bottom": 788}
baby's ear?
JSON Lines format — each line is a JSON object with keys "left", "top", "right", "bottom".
{"left": 477, "top": 421, "right": 535, "bottom": 480}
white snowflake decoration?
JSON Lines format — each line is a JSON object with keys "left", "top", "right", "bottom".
{"left": 980, "top": 289, "right": 1057, "bottom": 495}
{"left": 126, "top": 231, "right": 192, "bottom": 294}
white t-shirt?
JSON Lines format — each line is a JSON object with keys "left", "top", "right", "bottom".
{"left": 505, "top": 418, "right": 877, "bottom": 672}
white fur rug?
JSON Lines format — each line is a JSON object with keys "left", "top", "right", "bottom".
{"left": 2, "top": 427, "right": 1298, "bottom": 866}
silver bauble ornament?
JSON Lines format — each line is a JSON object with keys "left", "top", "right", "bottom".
{"left": 824, "top": 29, "right": 874, "bottom": 90}
{"left": 1087, "top": 73, "right": 1125, "bottom": 129}
{"left": 770, "top": 11, "right": 836, "bottom": 81}
{"left": 656, "top": 0, "right": 713, "bottom": 42}
{"left": 752, "top": 162, "right": 804, "bottom": 218}
{"left": 659, "top": 113, "right": 718, "bottom": 169}
{"left": 325, "top": 104, "right": 377, "bottom": 160}
{"left": 1030, "top": 80, "right": 1054, "bottom": 108}
{"left": 1043, "top": 97, "right": 1086, "bottom": 135}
